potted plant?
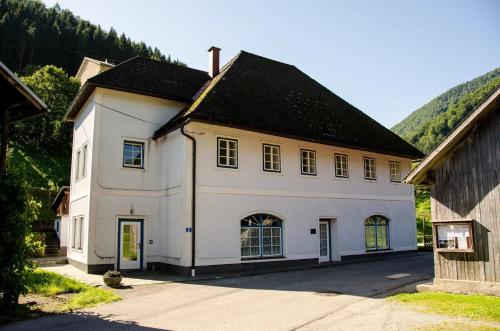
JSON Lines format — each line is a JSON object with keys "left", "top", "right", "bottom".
{"left": 103, "top": 270, "right": 122, "bottom": 287}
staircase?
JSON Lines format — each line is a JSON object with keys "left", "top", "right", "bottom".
{"left": 42, "top": 230, "right": 61, "bottom": 257}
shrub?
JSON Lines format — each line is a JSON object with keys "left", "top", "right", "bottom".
{"left": 26, "top": 232, "right": 46, "bottom": 257}
{"left": 0, "top": 174, "right": 40, "bottom": 311}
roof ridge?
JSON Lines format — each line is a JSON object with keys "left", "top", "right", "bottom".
{"left": 239, "top": 50, "right": 295, "bottom": 67}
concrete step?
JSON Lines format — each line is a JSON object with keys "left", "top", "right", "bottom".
{"left": 31, "top": 256, "right": 68, "bottom": 267}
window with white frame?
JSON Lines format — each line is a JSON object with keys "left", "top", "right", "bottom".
{"left": 72, "top": 216, "right": 84, "bottom": 250}
{"left": 263, "top": 144, "right": 281, "bottom": 172}
{"left": 81, "top": 144, "right": 87, "bottom": 177}
{"left": 364, "top": 157, "right": 376, "bottom": 180}
{"left": 301, "top": 149, "right": 316, "bottom": 175}
{"left": 123, "top": 141, "right": 144, "bottom": 168}
{"left": 217, "top": 137, "right": 238, "bottom": 168}
{"left": 389, "top": 161, "right": 401, "bottom": 182}
{"left": 241, "top": 214, "right": 283, "bottom": 258}
{"left": 74, "top": 149, "right": 81, "bottom": 181}
{"left": 334, "top": 153, "right": 349, "bottom": 178}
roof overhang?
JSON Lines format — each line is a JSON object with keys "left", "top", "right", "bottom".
{"left": 404, "top": 87, "right": 500, "bottom": 185}
{"left": 0, "top": 61, "right": 48, "bottom": 126}
{"left": 51, "top": 186, "right": 70, "bottom": 211}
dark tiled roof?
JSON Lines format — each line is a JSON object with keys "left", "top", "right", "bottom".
{"left": 88, "top": 57, "right": 210, "bottom": 102}
{"left": 155, "top": 51, "right": 424, "bottom": 159}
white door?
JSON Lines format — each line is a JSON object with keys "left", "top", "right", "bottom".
{"left": 119, "top": 220, "right": 142, "bottom": 270}
{"left": 319, "top": 221, "right": 330, "bottom": 263}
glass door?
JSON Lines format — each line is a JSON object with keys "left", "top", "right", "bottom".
{"left": 119, "top": 219, "right": 142, "bottom": 270}
{"left": 319, "top": 221, "right": 330, "bottom": 263}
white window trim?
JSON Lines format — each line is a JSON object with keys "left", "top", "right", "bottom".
{"left": 334, "top": 153, "right": 350, "bottom": 179}
{"left": 217, "top": 136, "right": 239, "bottom": 169}
{"left": 71, "top": 215, "right": 84, "bottom": 252}
{"left": 122, "top": 138, "right": 147, "bottom": 169}
{"left": 300, "top": 148, "right": 317, "bottom": 176}
{"left": 389, "top": 160, "right": 402, "bottom": 183}
{"left": 262, "top": 143, "right": 281, "bottom": 173}
{"left": 363, "top": 157, "right": 377, "bottom": 181}
{"left": 74, "top": 148, "right": 81, "bottom": 182}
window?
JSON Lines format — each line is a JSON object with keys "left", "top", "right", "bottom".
{"left": 217, "top": 137, "right": 238, "bottom": 168}
{"left": 389, "top": 161, "right": 401, "bottom": 182}
{"left": 365, "top": 215, "right": 390, "bottom": 251}
{"left": 334, "top": 153, "right": 349, "bottom": 178}
{"left": 241, "top": 214, "right": 283, "bottom": 258}
{"left": 72, "top": 216, "right": 84, "bottom": 251}
{"left": 74, "top": 144, "right": 88, "bottom": 181}
{"left": 74, "top": 149, "right": 81, "bottom": 181}
{"left": 364, "top": 157, "right": 376, "bottom": 180}
{"left": 123, "top": 141, "right": 144, "bottom": 168}
{"left": 82, "top": 144, "right": 88, "bottom": 177}
{"left": 263, "top": 144, "right": 281, "bottom": 172}
{"left": 301, "top": 149, "right": 317, "bottom": 175}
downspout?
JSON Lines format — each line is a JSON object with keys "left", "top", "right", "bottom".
{"left": 180, "top": 125, "right": 196, "bottom": 277}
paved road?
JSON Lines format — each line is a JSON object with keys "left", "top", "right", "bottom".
{"left": 4, "top": 253, "right": 434, "bottom": 331}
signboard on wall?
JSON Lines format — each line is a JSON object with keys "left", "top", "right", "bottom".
{"left": 433, "top": 220, "right": 474, "bottom": 253}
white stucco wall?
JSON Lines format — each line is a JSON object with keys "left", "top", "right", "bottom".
{"left": 67, "top": 95, "right": 95, "bottom": 264}
{"left": 81, "top": 88, "right": 189, "bottom": 268}
{"left": 186, "top": 122, "right": 417, "bottom": 266}
{"left": 69, "top": 89, "right": 417, "bottom": 271}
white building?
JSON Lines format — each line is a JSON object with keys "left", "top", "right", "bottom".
{"left": 64, "top": 48, "right": 423, "bottom": 274}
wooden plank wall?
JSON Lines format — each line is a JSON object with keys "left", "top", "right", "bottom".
{"left": 431, "top": 108, "right": 499, "bottom": 283}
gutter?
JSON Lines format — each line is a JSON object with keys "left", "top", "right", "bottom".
{"left": 180, "top": 125, "right": 197, "bottom": 277}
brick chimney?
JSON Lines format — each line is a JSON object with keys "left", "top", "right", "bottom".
{"left": 208, "top": 46, "right": 221, "bottom": 78}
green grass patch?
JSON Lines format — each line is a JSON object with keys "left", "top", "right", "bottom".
{"left": 418, "top": 321, "right": 500, "bottom": 331}
{"left": 390, "top": 292, "right": 500, "bottom": 323}
{"left": 27, "top": 269, "right": 119, "bottom": 311}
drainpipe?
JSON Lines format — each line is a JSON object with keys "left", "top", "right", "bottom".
{"left": 180, "top": 125, "right": 196, "bottom": 277}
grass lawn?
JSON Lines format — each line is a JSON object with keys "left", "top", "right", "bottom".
{"left": 418, "top": 321, "right": 500, "bottom": 331}
{"left": 390, "top": 292, "right": 500, "bottom": 323}
{"left": 26, "top": 269, "right": 120, "bottom": 312}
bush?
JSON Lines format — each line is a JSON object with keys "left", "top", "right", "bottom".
{"left": 26, "top": 232, "right": 46, "bottom": 257}
{"left": 0, "top": 174, "right": 40, "bottom": 311}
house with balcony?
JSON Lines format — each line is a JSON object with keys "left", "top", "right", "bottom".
{"left": 64, "top": 47, "right": 423, "bottom": 274}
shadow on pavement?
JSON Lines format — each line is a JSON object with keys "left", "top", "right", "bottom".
{"left": 2, "top": 311, "right": 167, "bottom": 331}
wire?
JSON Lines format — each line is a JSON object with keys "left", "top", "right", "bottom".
{"left": 90, "top": 100, "right": 163, "bottom": 126}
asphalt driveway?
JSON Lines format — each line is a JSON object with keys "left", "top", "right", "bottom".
{"left": 3, "top": 253, "right": 434, "bottom": 331}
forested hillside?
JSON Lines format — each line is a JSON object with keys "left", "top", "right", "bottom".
{"left": 392, "top": 67, "right": 500, "bottom": 153}
{"left": 2, "top": 0, "right": 184, "bottom": 220}
{"left": 0, "top": 0, "right": 183, "bottom": 75}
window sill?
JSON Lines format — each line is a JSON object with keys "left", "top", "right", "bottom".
{"left": 241, "top": 256, "right": 285, "bottom": 262}
{"left": 365, "top": 248, "right": 392, "bottom": 254}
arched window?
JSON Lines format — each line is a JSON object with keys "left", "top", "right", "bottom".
{"left": 365, "top": 215, "right": 390, "bottom": 251}
{"left": 240, "top": 214, "right": 283, "bottom": 258}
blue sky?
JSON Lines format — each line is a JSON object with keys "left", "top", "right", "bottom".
{"left": 42, "top": 0, "right": 500, "bottom": 128}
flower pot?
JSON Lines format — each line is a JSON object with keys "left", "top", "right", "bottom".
{"left": 103, "top": 275, "right": 122, "bottom": 287}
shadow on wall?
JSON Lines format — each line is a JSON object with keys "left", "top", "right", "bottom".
{"left": 3, "top": 311, "right": 168, "bottom": 331}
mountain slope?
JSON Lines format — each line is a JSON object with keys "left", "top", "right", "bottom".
{"left": 392, "top": 67, "right": 500, "bottom": 144}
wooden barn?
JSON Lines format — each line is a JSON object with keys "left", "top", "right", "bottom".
{"left": 405, "top": 87, "right": 500, "bottom": 295}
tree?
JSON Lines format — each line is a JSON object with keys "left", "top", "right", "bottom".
{"left": 14, "top": 65, "right": 80, "bottom": 154}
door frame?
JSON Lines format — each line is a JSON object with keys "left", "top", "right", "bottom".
{"left": 319, "top": 219, "right": 332, "bottom": 263}
{"left": 117, "top": 218, "right": 144, "bottom": 271}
